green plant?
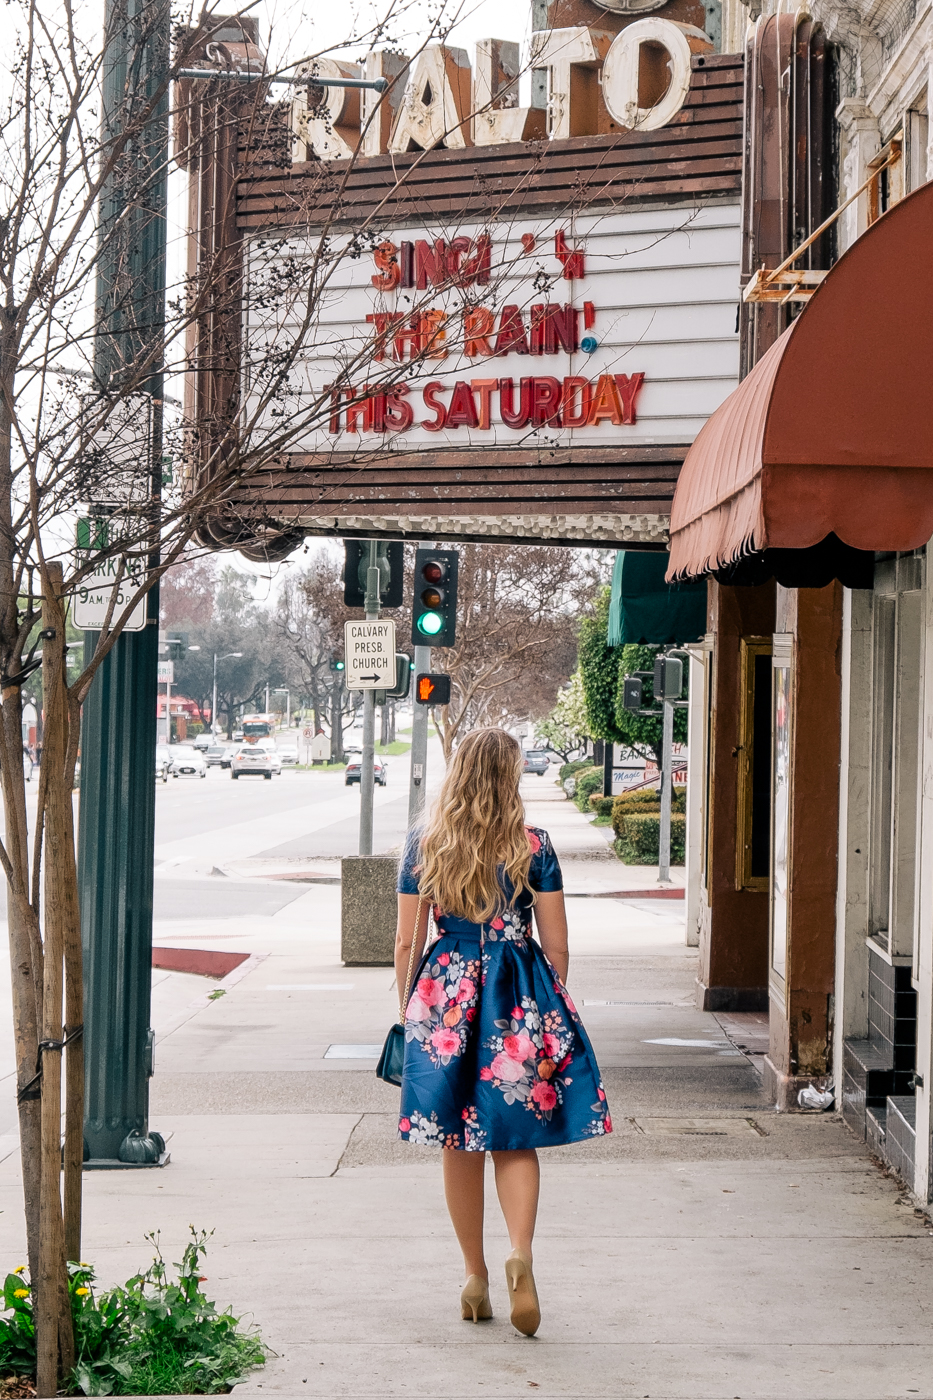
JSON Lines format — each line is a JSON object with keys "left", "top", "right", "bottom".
{"left": 572, "top": 765, "right": 604, "bottom": 812}
{"left": 611, "top": 786, "right": 685, "bottom": 838}
{"left": 615, "top": 812, "right": 686, "bottom": 865}
{"left": 558, "top": 758, "right": 593, "bottom": 784}
{"left": 578, "top": 587, "right": 624, "bottom": 744}
{"left": 0, "top": 1231, "right": 266, "bottom": 1396}
{"left": 589, "top": 795, "right": 615, "bottom": 818}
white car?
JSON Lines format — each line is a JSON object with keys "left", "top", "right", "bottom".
{"left": 192, "top": 733, "right": 212, "bottom": 751}
{"left": 231, "top": 742, "right": 281, "bottom": 779}
{"left": 171, "top": 749, "right": 208, "bottom": 779}
{"left": 277, "top": 744, "right": 299, "bottom": 766}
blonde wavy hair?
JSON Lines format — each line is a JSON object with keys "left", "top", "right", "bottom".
{"left": 416, "top": 728, "right": 533, "bottom": 924}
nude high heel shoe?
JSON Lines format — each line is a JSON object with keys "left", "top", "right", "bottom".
{"left": 460, "top": 1274, "right": 493, "bottom": 1322}
{"left": 504, "top": 1249, "right": 540, "bottom": 1336}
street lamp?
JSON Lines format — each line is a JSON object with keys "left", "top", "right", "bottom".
{"left": 199, "top": 651, "right": 243, "bottom": 735}
{"left": 271, "top": 686, "right": 291, "bottom": 729}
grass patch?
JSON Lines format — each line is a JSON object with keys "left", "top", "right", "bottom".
{"left": 376, "top": 741, "right": 411, "bottom": 755}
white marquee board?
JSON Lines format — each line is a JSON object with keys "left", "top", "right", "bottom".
{"left": 243, "top": 203, "right": 741, "bottom": 455}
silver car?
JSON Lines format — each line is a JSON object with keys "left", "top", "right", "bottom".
{"left": 231, "top": 743, "right": 281, "bottom": 779}
{"left": 171, "top": 749, "right": 208, "bottom": 778}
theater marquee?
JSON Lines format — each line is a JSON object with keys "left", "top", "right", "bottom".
{"left": 179, "top": 18, "right": 745, "bottom": 549}
{"left": 245, "top": 205, "right": 740, "bottom": 457}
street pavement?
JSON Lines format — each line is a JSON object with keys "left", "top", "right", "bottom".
{"left": 0, "top": 767, "right": 931, "bottom": 1397}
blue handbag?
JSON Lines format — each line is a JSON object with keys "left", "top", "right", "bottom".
{"left": 376, "top": 896, "right": 423, "bottom": 1087}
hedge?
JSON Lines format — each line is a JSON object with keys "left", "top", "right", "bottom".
{"left": 589, "top": 794, "right": 615, "bottom": 818}
{"left": 573, "top": 765, "right": 604, "bottom": 811}
{"left": 615, "top": 812, "right": 686, "bottom": 866}
{"left": 611, "top": 786, "right": 685, "bottom": 837}
{"left": 559, "top": 758, "right": 594, "bottom": 784}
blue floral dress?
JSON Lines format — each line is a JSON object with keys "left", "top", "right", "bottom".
{"left": 397, "top": 825, "right": 613, "bottom": 1151}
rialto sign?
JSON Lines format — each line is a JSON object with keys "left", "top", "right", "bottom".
{"left": 244, "top": 204, "right": 741, "bottom": 454}
{"left": 291, "top": 21, "right": 711, "bottom": 161}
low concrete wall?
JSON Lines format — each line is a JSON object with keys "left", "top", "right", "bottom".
{"left": 341, "top": 855, "right": 398, "bottom": 966}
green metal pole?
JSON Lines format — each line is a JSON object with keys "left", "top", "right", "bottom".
{"left": 78, "top": 0, "right": 169, "bottom": 1164}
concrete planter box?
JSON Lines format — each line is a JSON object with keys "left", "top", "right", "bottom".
{"left": 341, "top": 855, "right": 398, "bottom": 966}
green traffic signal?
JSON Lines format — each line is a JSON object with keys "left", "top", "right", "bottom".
{"left": 417, "top": 612, "right": 444, "bottom": 637}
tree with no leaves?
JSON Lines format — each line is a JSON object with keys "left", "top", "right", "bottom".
{"left": 1, "top": 0, "right": 531, "bottom": 1387}
{"left": 431, "top": 543, "right": 599, "bottom": 757}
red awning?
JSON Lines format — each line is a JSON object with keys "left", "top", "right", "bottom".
{"left": 667, "top": 178, "right": 933, "bottom": 580}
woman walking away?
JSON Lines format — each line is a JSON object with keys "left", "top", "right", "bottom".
{"left": 395, "top": 728, "right": 612, "bottom": 1336}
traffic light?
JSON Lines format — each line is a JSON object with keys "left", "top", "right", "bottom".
{"left": 415, "top": 673, "right": 451, "bottom": 706}
{"left": 159, "top": 631, "right": 188, "bottom": 660}
{"left": 343, "top": 540, "right": 404, "bottom": 608}
{"left": 412, "top": 548, "right": 458, "bottom": 646}
{"left": 329, "top": 658, "right": 345, "bottom": 672}
{"left": 653, "top": 655, "right": 683, "bottom": 700}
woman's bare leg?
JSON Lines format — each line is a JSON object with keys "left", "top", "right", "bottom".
{"left": 491, "top": 1149, "right": 540, "bottom": 1257}
{"left": 443, "top": 1150, "right": 488, "bottom": 1279}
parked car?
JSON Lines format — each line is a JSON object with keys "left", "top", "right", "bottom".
{"left": 522, "top": 750, "right": 550, "bottom": 776}
{"left": 205, "top": 744, "right": 229, "bottom": 768}
{"left": 345, "top": 756, "right": 388, "bottom": 787}
{"left": 155, "top": 745, "right": 172, "bottom": 783}
{"left": 232, "top": 728, "right": 244, "bottom": 742}
{"left": 231, "top": 743, "right": 281, "bottom": 779}
{"left": 192, "top": 733, "right": 212, "bottom": 751}
{"left": 277, "top": 743, "right": 299, "bottom": 766}
{"left": 171, "top": 749, "right": 208, "bottom": 778}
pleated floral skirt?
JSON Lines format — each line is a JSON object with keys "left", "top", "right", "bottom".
{"left": 398, "top": 916, "right": 613, "bottom": 1152}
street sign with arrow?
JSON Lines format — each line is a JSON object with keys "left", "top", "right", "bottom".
{"left": 343, "top": 619, "right": 397, "bottom": 690}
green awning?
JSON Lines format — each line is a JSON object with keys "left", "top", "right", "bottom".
{"left": 607, "top": 551, "right": 707, "bottom": 647}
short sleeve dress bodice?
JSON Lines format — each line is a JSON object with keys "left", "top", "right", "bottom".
{"left": 396, "top": 825, "right": 612, "bottom": 1151}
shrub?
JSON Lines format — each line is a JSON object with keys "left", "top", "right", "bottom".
{"left": 0, "top": 1229, "right": 266, "bottom": 1396}
{"left": 611, "top": 786, "right": 685, "bottom": 837}
{"left": 572, "top": 766, "right": 604, "bottom": 812}
{"left": 558, "top": 758, "right": 593, "bottom": 784}
{"left": 615, "top": 812, "right": 686, "bottom": 865}
{"left": 589, "top": 794, "right": 615, "bottom": 818}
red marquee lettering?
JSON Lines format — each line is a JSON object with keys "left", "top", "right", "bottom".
{"left": 464, "top": 308, "right": 495, "bottom": 357}
{"left": 371, "top": 241, "right": 400, "bottom": 291}
{"left": 399, "top": 241, "right": 414, "bottom": 288}
{"left": 499, "top": 377, "right": 533, "bottom": 428}
{"left": 384, "top": 383, "right": 413, "bottom": 432}
{"left": 471, "top": 379, "right": 497, "bottom": 429}
{"left": 415, "top": 239, "right": 448, "bottom": 290}
{"left": 421, "top": 381, "right": 448, "bottom": 431}
{"left": 615, "top": 373, "right": 645, "bottom": 425}
{"left": 588, "top": 374, "right": 624, "bottom": 426}
{"left": 346, "top": 388, "right": 373, "bottom": 434}
{"left": 460, "top": 234, "right": 491, "bottom": 285}
{"left": 531, "top": 377, "right": 562, "bottom": 427}
{"left": 445, "top": 381, "right": 479, "bottom": 429}
{"left": 561, "top": 377, "right": 591, "bottom": 428}
{"left": 530, "top": 305, "right": 546, "bottom": 356}
{"left": 494, "top": 306, "right": 529, "bottom": 357}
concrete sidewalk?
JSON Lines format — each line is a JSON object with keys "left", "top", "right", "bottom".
{"left": 1, "top": 782, "right": 931, "bottom": 1398}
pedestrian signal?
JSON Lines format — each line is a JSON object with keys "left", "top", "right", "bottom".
{"left": 343, "top": 540, "right": 404, "bottom": 608}
{"left": 412, "top": 547, "right": 458, "bottom": 646}
{"left": 622, "top": 677, "right": 643, "bottom": 712}
{"left": 415, "top": 673, "right": 451, "bottom": 706}
{"left": 653, "top": 655, "right": 683, "bottom": 700}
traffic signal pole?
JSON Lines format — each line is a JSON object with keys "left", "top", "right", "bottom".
{"left": 658, "top": 693, "right": 674, "bottom": 886}
{"left": 407, "top": 644, "right": 432, "bottom": 825}
{"left": 78, "top": 0, "right": 168, "bottom": 1164}
{"left": 359, "top": 541, "right": 380, "bottom": 855}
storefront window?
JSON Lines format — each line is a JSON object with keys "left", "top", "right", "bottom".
{"left": 737, "top": 639, "right": 772, "bottom": 891}
{"left": 771, "top": 649, "right": 793, "bottom": 985}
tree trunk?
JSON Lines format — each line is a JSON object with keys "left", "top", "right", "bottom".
{"left": 36, "top": 564, "right": 76, "bottom": 1393}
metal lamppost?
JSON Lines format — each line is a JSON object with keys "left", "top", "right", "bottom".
{"left": 77, "top": 0, "right": 170, "bottom": 1165}
{"left": 209, "top": 652, "right": 242, "bottom": 735}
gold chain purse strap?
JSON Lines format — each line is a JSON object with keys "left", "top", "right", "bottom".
{"left": 398, "top": 894, "right": 425, "bottom": 1025}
